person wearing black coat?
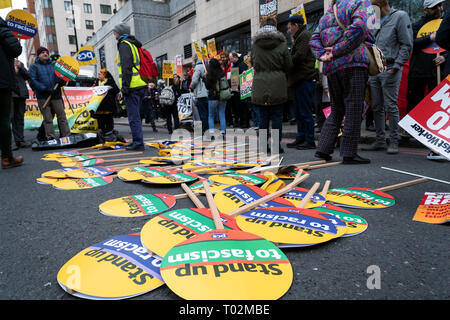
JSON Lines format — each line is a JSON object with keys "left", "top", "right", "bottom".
{"left": 436, "top": 7, "right": 450, "bottom": 77}
{"left": 93, "top": 68, "right": 120, "bottom": 135}
{"left": 0, "top": 17, "right": 24, "bottom": 169}
{"left": 11, "top": 59, "right": 31, "bottom": 150}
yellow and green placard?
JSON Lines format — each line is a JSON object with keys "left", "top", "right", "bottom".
{"left": 281, "top": 187, "right": 326, "bottom": 208}
{"left": 326, "top": 187, "right": 395, "bottom": 209}
{"left": 52, "top": 176, "right": 114, "bottom": 190}
{"left": 312, "top": 204, "right": 368, "bottom": 237}
{"left": 99, "top": 194, "right": 176, "bottom": 218}
{"left": 55, "top": 56, "right": 80, "bottom": 82}
{"left": 41, "top": 168, "right": 78, "bottom": 179}
{"left": 208, "top": 173, "right": 267, "bottom": 186}
{"left": 57, "top": 234, "right": 164, "bottom": 300}
{"left": 6, "top": 9, "right": 38, "bottom": 39}
{"left": 141, "top": 171, "right": 199, "bottom": 185}
{"left": 188, "top": 178, "right": 229, "bottom": 194}
{"left": 160, "top": 229, "right": 293, "bottom": 300}
{"left": 140, "top": 208, "right": 240, "bottom": 258}
{"left": 117, "top": 167, "right": 172, "bottom": 182}
{"left": 65, "top": 166, "right": 117, "bottom": 179}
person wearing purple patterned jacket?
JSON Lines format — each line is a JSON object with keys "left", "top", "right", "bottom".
{"left": 310, "top": 0, "right": 375, "bottom": 164}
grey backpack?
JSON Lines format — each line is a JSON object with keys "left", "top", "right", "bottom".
{"left": 159, "top": 86, "right": 175, "bottom": 105}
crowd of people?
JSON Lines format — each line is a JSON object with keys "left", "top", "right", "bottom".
{"left": 1, "top": 0, "right": 449, "bottom": 169}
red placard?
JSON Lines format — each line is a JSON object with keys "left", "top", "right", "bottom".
{"left": 399, "top": 75, "right": 450, "bottom": 160}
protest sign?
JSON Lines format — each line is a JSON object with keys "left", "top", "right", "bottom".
{"left": 399, "top": 75, "right": 450, "bottom": 160}
{"left": 6, "top": 9, "right": 37, "bottom": 39}
{"left": 326, "top": 187, "right": 396, "bottom": 209}
{"left": 76, "top": 45, "right": 97, "bottom": 66}
{"left": 207, "top": 38, "right": 217, "bottom": 58}
{"left": 175, "top": 55, "right": 183, "bottom": 76}
{"left": 290, "top": 2, "right": 307, "bottom": 25}
{"left": 99, "top": 194, "right": 176, "bottom": 218}
{"left": 259, "top": 0, "right": 278, "bottom": 23}
{"left": 412, "top": 192, "right": 450, "bottom": 224}
{"left": 177, "top": 93, "right": 194, "bottom": 123}
{"left": 57, "top": 234, "right": 164, "bottom": 300}
{"left": 230, "top": 67, "right": 239, "bottom": 92}
{"left": 162, "top": 61, "right": 174, "bottom": 79}
{"left": 25, "top": 86, "right": 110, "bottom": 133}
{"left": 240, "top": 68, "right": 254, "bottom": 100}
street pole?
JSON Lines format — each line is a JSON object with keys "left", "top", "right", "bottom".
{"left": 70, "top": 0, "right": 79, "bottom": 53}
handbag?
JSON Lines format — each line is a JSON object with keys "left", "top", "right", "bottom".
{"left": 333, "top": 4, "right": 385, "bottom": 76}
{"left": 217, "top": 76, "right": 232, "bottom": 101}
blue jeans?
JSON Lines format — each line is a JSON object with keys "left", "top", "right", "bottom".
{"left": 258, "top": 104, "right": 283, "bottom": 146}
{"left": 124, "top": 87, "right": 146, "bottom": 147}
{"left": 293, "top": 80, "right": 315, "bottom": 143}
{"left": 251, "top": 103, "right": 260, "bottom": 128}
{"left": 196, "top": 97, "right": 209, "bottom": 134}
{"left": 208, "top": 99, "right": 227, "bottom": 134}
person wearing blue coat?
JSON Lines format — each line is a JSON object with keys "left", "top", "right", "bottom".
{"left": 29, "top": 47, "right": 70, "bottom": 140}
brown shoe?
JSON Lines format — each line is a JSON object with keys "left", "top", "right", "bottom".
{"left": 1, "top": 156, "right": 24, "bottom": 169}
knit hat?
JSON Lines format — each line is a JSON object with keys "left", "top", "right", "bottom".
{"left": 112, "top": 23, "right": 130, "bottom": 36}
{"left": 36, "top": 46, "right": 49, "bottom": 56}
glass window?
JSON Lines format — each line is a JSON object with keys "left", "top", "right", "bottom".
{"left": 44, "top": 16, "right": 55, "bottom": 26}
{"left": 99, "top": 46, "right": 106, "bottom": 69}
{"left": 68, "top": 35, "right": 77, "bottom": 45}
{"left": 64, "top": 1, "right": 72, "bottom": 12}
{"left": 83, "top": 3, "right": 92, "bottom": 13}
{"left": 156, "top": 54, "right": 168, "bottom": 80}
{"left": 100, "top": 5, "right": 112, "bottom": 14}
{"left": 42, "top": 0, "right": 52, "bottom": 9}
{"left": 85, "top": 20, "right": 94, "bottom": 30}
{"left": 46, "top": 33, "right": 57, "bottom": 43}
{"left": 66, "top": 18, "right": 74, "bottom": 28}
{"left": 102, "top": 20, "right": 108, "bottom": 26}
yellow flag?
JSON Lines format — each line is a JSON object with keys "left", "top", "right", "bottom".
{"left": 76, "top": 45, "right": 97, "bottom": 66}
{"left": 291, "top": 3, "right": 307, "bottom": 25}
{"left": 0, "top": 0, "right": 12, "bottom": 9}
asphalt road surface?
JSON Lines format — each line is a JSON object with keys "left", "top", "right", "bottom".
{"left": 1, "top": 123, "right": 449, "bottom": 302}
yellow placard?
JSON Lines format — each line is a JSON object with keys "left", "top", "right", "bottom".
{"left": 52, "top": 176, "right": 113, "bottom": 190}
{"left": 160, "top": 229, "right": 293, "bottom": 300}
{"left": 417, "top": 19, "right": 442, "bottom": 38}
{"left": 76, "top": 45, "right": 98, "bottom": 66}
{"left": 208, "top": 173, "right": 267, "bottom": 186}
{"left": 99, "top": 194, "right": 176, "bottom": 218}
{"left": 207, "top": 38, "right": 217, "bottom": 58}
{"left": 192, "top": 41, "right": 203, "bottom": 62}
{"left": 290, "top": 3, "right": 307, "bottom": 25}
{"left": 57, "top": 234, "right": 164, "bottom": 299}
{"left": 0, "top": 0, "right": 12, "bottom": 9}
{"left": 412, "top": 193, "right": 450, "bottom": 224}
{"left": 5, "top": 9, "right": 38, "bottom": 39}
{"left": 326, "top": 188, "right": 395, "bottom": 209}
{"left": 162, "top": 61, "right": 174, "bottom": 79}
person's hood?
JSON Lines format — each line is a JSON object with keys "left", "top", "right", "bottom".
{"left": 253, "top": 29, "right": 286, "bottom": 50}
{"left": 118, "top": 34, "right": 142, "bottom": 48}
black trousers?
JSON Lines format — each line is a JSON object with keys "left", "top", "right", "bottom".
{"left": 11, "top": 97, "right": 26, "bottom": 145}
{"left": 406, "top": 77, "right": 438, "bottom": 114}
{"left": 165, "top": 103, "right": 179, "bottom": 133}
{"left": 0, "top": 89, "right": 12, "bottom": 158}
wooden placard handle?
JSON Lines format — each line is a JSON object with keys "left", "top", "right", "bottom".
{"left": 378, "top": 178, "right": 428, "bottom": 192}
{"left": 228, "top": 171, "right": 310, "bottom": 217}
{"left": 181, "top": 183, "right": 205, "bottom": 208}
{"left": 40, "top": 83, "right": 59, "bottom": 109}
{"left": 321, "top": 180, "right": 331, "bottom": 198}
{"left": 306, "top": 162, "right": 342, "bottom": 170}
{"left": 297, "top": 182, "right": 321, "bottom": 209}
{"left": 202, "top": 180, "right": 224, "bottom": 229}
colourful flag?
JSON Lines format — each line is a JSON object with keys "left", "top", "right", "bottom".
{"left": 0, "top": 0, "right": 12, "bottom": 9}
{"left": 76, "top": 45, "right": 97, "bottom": 66}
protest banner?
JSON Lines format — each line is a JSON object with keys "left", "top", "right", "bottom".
{"left": 25, "top": 86, "right": 110, "bottom": 133}
{"left": 175, "top": 55, "right": 183, "bottom": 76}
{"left": 5, "top": 9, "right": 37, "bottom": 39}
{"left": 240, "top": 67, "right": 254, "bottom": 100}
{"left": 162, "top": 61, "right": 174, "bottom": 79}
{"left": 230, "top": 67, "right": 239, "bottom": 92}
{"left": 207, "top": 38, "right": 217, "bottom": 58}
{"left": 76, "top": 45, "right": 97, "bottom": 67}
{"left": 259, "top": 0, "right": 278, "bottom": 23}
{"left": 177, "top": 93, "right": 194, "bottom": 123}
{"left": 398, "top": 75, "right": 450, "bottom": 160}
{"left": 412, "top": 192, "right": 450, "bottom": 224}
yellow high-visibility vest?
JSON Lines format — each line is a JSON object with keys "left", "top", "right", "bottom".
{"left": 117, "top": 40, "right": 147, "bottom": 89}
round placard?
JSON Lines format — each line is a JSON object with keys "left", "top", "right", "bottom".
{"left": 312, "top": 204, "right": 368, "bottom": 237}
{"left": 41, "top": 168, "right": 78, "bottom": 179}
{"left": 160, "top": 229, "right": 293, "bottom": 300}
{"left": 188, "top": 179, "right": 228, "bottom": 194}
{"left": 326, "top": 187, "right": 395, "bottom": 209}
{"left": 117, "top": 167, "right": 174, "bottom": 182}
{"left": 55, "top": 56, "right": 80, "bottom": 81}
{"left": 141, "top": 171, "right": 199, "bottom": 185}
{"left": 236, "top": 207, "right": 338, "bottom": 246}
{"left": 65, "top": 166, "right": 117, "bottom": 179}
{"left": 208, "top": 173, "right": 267, "bottom": 186}
{"left": 281, "top": 187, "right": 326, "bottom": 208}
{"left": 57, "top": 234, "right": 164, "bottom": 300}
{"left": 60, "top": 158, "right": 104, "bottom": 167}
{"left": 417, "top": 19, "right": 446, "bottom": 54}
{"left": 6, "top": 9, "right": 38, "bottom": 39}
{"left": 99, "top": 194, "right": 176, "bottom": 218}
{"left": 140, "top": 208, "right": 240, "bottom": 258}
{"left": 214, "top": 184, "right": 295, "bottom": 214}
{"left": 57, "top": 155, "right": 94, "bottom": 163}
{"left": 52, "top": 176, "right": 114, "bottom": 190}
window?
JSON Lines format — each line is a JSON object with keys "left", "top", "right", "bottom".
{"left": 83, "top": 3, "right": 92, "bottom": 13}
{"left": 68, "top": 35, "right": 77, "bottom": 45}
{"left": 156, "top": 54, "right": 168, "bottom": 79}
{"left": 99, "top": 46, "right": 106, "bottom": 69}
{"left": 44, "top": 16, "right": 55, "bottom": 26}
{"left": 86, "top": 36, "right": 92, "bottom": 42}
{"left": 100, "top": 4, "right": 112, "bottom": 14}
{"left": 42, "top": 0, "right": 52, "bottom": 9}
{"left": 66, "top": 18, "right": 74, "bottom": 28}
{"left": 184, "top": 44, "right": 192, "bottom": 59}
{"left": 102, "top": 20, "right": 108, "bottom": 26}
{"left": 64, "top": 1, "right": 72, "bottom": 12}
{"left": 46, "top": 33, "right": 57, "bottom": 43}
{"left": 85, "top": 20, "right": 94, "bottom": 29}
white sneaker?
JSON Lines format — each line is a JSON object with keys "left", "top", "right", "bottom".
{"left": 427, "top": 151, "right": 448, "bottom": 161}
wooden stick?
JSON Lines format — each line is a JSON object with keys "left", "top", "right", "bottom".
{"left": 203, "top": 180, "right": 224, "bottom": 229}
{"left": 306, "top": 162, "right": 343, "bottom": 170}
{"left": 184, "top": 166, "right": 234, "bottom": 175}
{"left": 378, "top": 178, "right": 429, "bottom": 192}
{"left": 321, "top": 180, "right": 331, "bottom": 198}
{"left": 41, "top": 83, "right": 59, "bottom": 109}
{"left": 228, "top": 171, "right": 310, "bottom": 217}
{"left": 181, "top": 183, "right": 205, "bottom": 208}
{"left": 297, "top": 182, "right": 321, "bottom": 209}
{"left": 246, "top": 160, "right": 326, "bottom": 174}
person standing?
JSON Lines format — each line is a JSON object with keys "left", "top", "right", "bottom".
{"left": 113, "top": 22, "right": 147, "bottom": 151}
{"left": 29, "top": 46, "right": 70, "bottom": 141}
{"left": 11, "top": 59, "right": 31, "bottom": 150}
{"left": 142, "top": 82, "right": 158, "bottom": 132}
{"left": 310, "top": 0, "right": 374, "bottom": 164}
{"left": 229, "top": 51, "right": 251, "bottom": 128}
{"left": 361, "top": 0, "right": 413, "bottom": 155}
{"left": 251, "top": 17, "right": 293, "bottom": 154}
{"left": 436, "top": 7, "right": 450, "bottom": 77}
{"left": 190, "top": 54, "right": 209, "bottom": 134}
{"left": 166, "top": 75, "right": 181, "bottom": 134}
{"left": 205, "top": 58, "right": 228, "bottom": 138}
{"left": 0, "top": 17, "right": 24, "bottom": 169}
{"left": 285, "top": 15, "right": 318, "bottom": 150}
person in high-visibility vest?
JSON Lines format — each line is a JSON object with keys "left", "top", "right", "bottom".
{"left": 113, "top": 23, "right": 147, "bottom": 151}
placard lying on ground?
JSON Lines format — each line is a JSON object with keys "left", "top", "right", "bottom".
{"left": 412, "top": 192, "right": 450, "bottom": 224}
{"left": 399, "top": 75, "right": 450, "bottom": 160}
